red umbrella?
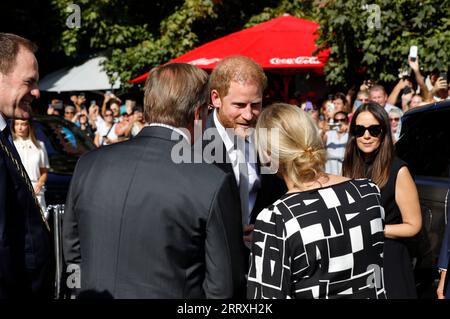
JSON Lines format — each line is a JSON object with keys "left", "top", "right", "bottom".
{"left": 130, "top": 15, "right": 329, "bottom": 84}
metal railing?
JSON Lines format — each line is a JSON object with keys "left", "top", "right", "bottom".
{"left": 46, "top": 204, "right": 65, "bottom": 299}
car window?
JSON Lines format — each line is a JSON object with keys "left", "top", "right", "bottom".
{"left": 33, "top": 117, "right": 95, "bottom": 157}
{"left": 396, "top": 107, "right": 450, "bottom": 178}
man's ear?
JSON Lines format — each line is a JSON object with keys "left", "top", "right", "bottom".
{"left": 210, "top": 90, "right": 221, "bottom": 108}
{"left": 194, "top": 106, "right": 202, "bottom": 121}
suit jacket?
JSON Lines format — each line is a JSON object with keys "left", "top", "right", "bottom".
{"left": 203, "top": 112, "right": 287, "bottom": 224}
{"left": 0, "top": 129, "right": 54, "bottom": 298}
{"left": 62, "top": 126, "right": 247, "bottom": 298}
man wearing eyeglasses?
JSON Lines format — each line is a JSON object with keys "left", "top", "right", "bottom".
{"left": 64, "top": 105, "right": 76, "bottom": 122}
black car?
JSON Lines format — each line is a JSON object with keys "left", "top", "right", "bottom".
{"left": 396, "top": 99, "right": 450, "bottom": 298}
{"left": 32, "top": 115, "right": 96, "bottom": 205}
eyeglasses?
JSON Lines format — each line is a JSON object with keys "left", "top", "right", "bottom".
{"left": 389, "top": 117, "right": 400, "bottom": 122}
{"left": 334, "top": 118, "right": 347, "bottom": 123}
{"left": 353, "top": 125, "right": 383, "bottom": 138}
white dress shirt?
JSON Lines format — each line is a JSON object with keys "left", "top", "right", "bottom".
{"left": 213, "top": 110, "right": 261, "bottom": 223}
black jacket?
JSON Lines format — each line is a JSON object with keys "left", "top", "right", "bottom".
{"left": 63, "top": 126, "right": 246, "bottom": 298}
{"left": 0, "top": 128, "right": 54, "bottom": 298}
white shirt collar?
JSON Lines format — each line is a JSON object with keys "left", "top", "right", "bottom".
{"left": 213, "top": 109, "right": 237, "bottom": 153}
{"left": 149, "top": 123, "right": 190, "bottom": 143}
{"left": 0, "top": 114, "right": 7, "bottom": 132}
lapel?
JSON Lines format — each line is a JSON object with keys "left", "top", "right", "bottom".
{"left": 0, "top": 129, "right": 23, "bottom": 182}
{"left": 204, "top": 112, "right": 234, "bottom": 176}
{"left": 0, "top": 128, "right": 50, "bottom": 231}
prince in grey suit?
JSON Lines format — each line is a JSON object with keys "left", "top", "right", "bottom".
{"left": 63, "top": 63, "right": 246, "bottom": 298}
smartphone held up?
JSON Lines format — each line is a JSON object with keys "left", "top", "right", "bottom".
{"left": 409, "top": 45, "right": 418, "bottom": 62}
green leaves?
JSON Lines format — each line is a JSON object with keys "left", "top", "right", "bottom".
{"left": 316, "top": 0, "right": 450, "bottom": 86}
{"left": 50, "top": 0, "right": 449, "bottom": 91}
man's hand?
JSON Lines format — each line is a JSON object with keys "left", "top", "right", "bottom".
{"left": 243, "top": 224, "right": 255, "bottom": 244}
{"left": 432, "top": 78, "right": 448, "bottom": 95}
{"left": 34, "top": 182, "right": 43, "bottom": 194}
{"left": 408, "top": 57, "right": 420, "bottom": 73}
{"left": 47, "top": 105, "right": 55, "bottom": 115}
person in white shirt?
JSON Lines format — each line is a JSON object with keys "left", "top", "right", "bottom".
{"left": 94, "top": 109, "right": 118, "bottom": 147}
{"left": 12, "top": 119, "right": 49, "bottom": 212}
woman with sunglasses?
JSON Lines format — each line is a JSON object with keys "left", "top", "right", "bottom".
{"left": 323, "top": 111, "right": 349, "bottom": 175}
{"left": 388, "top": 107, "right": 403, "bottom": 144}
{"left": 342, "top": 102, "right": 422, "bottom": 299}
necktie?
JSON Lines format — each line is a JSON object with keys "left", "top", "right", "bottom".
{"left": 0, "top": 125, "right": 50, "bottom": 231}
{"left": 238, "top": 137, "right": 249, "bottom": 226}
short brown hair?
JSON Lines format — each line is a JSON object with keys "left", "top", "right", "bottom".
{"left": 0, "top": 33, "right": 37, "bottom": 75}
{"left": 143, "top": 63, "right": 209, "bottom": 127}
{"left": 209, "top": 55, "right": 267, "bottom": 98}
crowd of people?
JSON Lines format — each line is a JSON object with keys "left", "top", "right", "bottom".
{"left": 1, "top": 32, "right": 450, "bottom": 299}
{"left": 47, "top": 92, "right": 145, "bottom": 147}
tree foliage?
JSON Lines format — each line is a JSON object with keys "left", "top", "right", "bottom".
{"left": 315, "top": 0, "right": 450, "bottom": 87}
{"left": 245, "top": 0, "right": 315, "bottom": 27}
{"left": 49, "top": 0, "right": 450, "bottom": 90}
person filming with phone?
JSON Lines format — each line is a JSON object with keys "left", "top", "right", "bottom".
{"left": 387, "top": 46, "right": 430, "bottom": 111}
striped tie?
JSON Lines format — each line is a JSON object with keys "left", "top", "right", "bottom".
{"left": 0, "top": 126, "right": 50, "bottom": 231}
{"left": 237, "top": 135, "right": 250, "bottom": 226}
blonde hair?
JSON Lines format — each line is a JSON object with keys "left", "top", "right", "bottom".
{"left": 11, "top": 119, "right": 41, "bottom": 149}
{"left": 255, "top": 103, "right": 327, "bottom": 187}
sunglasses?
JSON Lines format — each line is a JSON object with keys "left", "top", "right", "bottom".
{"left": 334, "top": 118, "right": 347, "bottom": 123}
{"left": 390, "top": 117, "right": 400, "bottom": 122}
{"left": 354, "top": 125, "right": 383, "bottom": 137}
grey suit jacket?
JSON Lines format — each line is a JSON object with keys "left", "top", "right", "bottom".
{"left": 63, "top": 126, "right": 246, "bottom": 298}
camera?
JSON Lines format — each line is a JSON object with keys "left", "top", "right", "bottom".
{"left": 329, "top": 123, "right": 342, "bottom": 131}
{"left": 439, "top": 71, "right": 448, "bottom": 82}
{"left": 52, "top": 101, "right": 63, "bottom": 110}
{"left": 403, "top": 86, "right": 413, "bottom": 95}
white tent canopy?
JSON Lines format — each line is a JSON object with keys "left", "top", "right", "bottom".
{"left": 39, "top": 56, "right": 121, "bottom": 92}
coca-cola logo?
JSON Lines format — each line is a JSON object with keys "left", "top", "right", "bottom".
{"left": 270, "top": 56, "right": 321, "bottom": 65}
{"left": 188, "top": 58, "right": 221, "bottom": 66}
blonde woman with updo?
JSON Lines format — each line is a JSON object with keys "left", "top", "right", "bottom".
{"left": 247, "top": 103, "right": 386, "bottom": 299}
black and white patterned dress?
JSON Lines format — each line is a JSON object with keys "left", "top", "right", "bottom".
{"left": 247, "top": 178, "right": 386, "bottom": 299}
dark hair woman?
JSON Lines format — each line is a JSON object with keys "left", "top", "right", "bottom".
{"left": 342, "top": 102, "right": 422, "bottom": 299}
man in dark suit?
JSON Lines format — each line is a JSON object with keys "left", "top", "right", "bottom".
{"left": 204, "top": 55, "right": 286, "bottom": 246}
{"left": 0, "top": 33, "right": 54, "bottom": 298}
{"left": 63, "top": 63, "right": 247, "bottom": 298}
